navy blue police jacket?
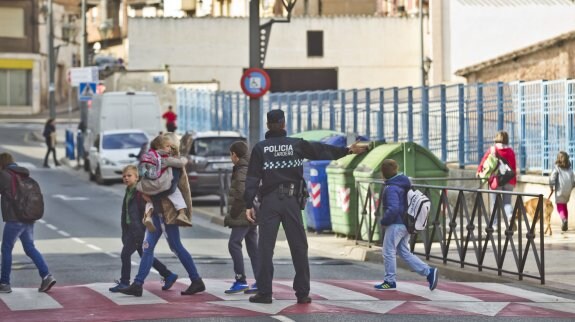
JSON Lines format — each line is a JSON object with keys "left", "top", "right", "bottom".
{"left": 244, "top": 129, "right": 349, "bottom": 209}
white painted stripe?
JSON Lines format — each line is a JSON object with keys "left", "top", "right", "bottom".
{"left": 45, "top": 224, "right": 58, "bottom": 230}
{"left": 86, "top": 244, "right": 102, "bottom": 251}
{"left": 0, "top": 288, "right": 62, "bottom": 311}
{"left": 421, "top": 301, "right": 509, "bottom": 316}
{"left": 202, "top": 278, "right": 252, "bottom": 301}
{"left": 460, "top": 283, "right": 575, "bottom": 303}
{"left": 57, "top": 230, "right": 70, "bottom": 237}
{"left": 277, "top": 280, "right": 378, "bottom": 301}
{"left": 105, "top": 252, "right": 119, "bottom": 258}
{"left": 211, "top": 300, "right": 294, "bottom": 315}
{"left": 319, "top": 300, "right": 404, "bottom": 314}
{"left": 85, "top": 283, "right": 167, "bottom": 306}
{"left": 365, "top": 281, "right": 481, "bottom": 302}
{"left": 71, "top": 237, "right": 85, "bottom": 244}
{"left": 37, "top": 219, "right": 46, "bottom": 224}
{"left": 272, "top": 315, "right": 296, "bottom": 322}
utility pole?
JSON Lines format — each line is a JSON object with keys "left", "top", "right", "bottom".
{"left": 80, "top": 0, "right": 88, "bottom": 127}
{"left": 48, "top": 0, "right": 56, "bottom": 119}
{"left": 248, "top": 0, "right": 261, "bottom": 147}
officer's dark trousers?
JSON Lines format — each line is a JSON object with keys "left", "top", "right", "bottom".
{"left": 257, "top": 190, "right": 310, "bottom": 297}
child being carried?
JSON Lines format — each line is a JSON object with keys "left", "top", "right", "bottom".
{"left": 137, "top": 134, "right": 188, "bottom": 232}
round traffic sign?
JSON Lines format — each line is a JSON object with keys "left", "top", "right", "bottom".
{"left": 240, "top": 68, "right": 271, "bottom": 99}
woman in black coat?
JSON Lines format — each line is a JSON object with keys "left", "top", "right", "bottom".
{"left": 42, "top": 118, "right": 59, "bottom": 168}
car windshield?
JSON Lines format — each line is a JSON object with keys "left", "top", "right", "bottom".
{"left": 192, "top": 137, "right": 245, "bottom": 157}
{"left": 102, "top": 133, "right": 148, "bottom": 150}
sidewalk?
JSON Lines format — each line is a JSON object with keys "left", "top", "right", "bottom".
{"left": 194, "top": 205, "right": 575, "bottom": 297}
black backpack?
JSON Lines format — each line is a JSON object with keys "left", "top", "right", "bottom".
{"left": 9, "top": 171, "right": 44, "bottom": 222}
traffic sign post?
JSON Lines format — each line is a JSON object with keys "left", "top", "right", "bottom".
{"left": 241, "top": 68, "right": 271, "bottom": 99}
{"left": 69, "top": 67, "right": 98, "bottom": 87}
{"left": 78, "top": 82, "right": 97, "bottom": 101}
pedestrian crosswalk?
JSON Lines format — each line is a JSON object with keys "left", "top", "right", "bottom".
{"left": 0, "top": 279, "right": 573, "bottom": 321}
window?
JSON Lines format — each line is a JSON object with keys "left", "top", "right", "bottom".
{"left": 307, "top": 30, "right": 324, "bottom": 57}
{"left": 0, "top": 8, "right": 25, "bottom": 38}
{"left": 0, "top": 69, "right": 32, "bottom": 106}
{"left": 102, "top": 133, "right": 148, "bottom": 150}
{"left": 192, "top": 137, "right": 246, "bottom": 157}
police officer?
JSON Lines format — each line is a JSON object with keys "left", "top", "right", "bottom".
{"left": 244, "top": 109, "right": 367, "bottom": 304}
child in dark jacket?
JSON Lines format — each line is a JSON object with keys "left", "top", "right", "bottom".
{"left": 109, "top": 165, "right": 178, "bottom": 292}
{"left": 374, "top": 159, "right": 438, "bottom": 291}
{"left": 223, "top": 141, "right": 259, "bottom": 294}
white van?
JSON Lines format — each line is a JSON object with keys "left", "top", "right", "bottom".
{"left": 84, "top": 92, "right": 163, "bottom": 181}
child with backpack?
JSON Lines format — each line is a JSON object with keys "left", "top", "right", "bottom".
{"left": 137, "top": 134, "right": 190, "bottom": 231}
{"left": 549, "top": 151, "right": 575, "bottom": 232}
{"left": 374, "top": 159, "right": 438, "bottom": 291}
{"left": 108, "top": 165, "right": 178, "bottom": 292}
{"left": 223, "top": 141, "right": 259, "bottom": 294}
{"left": 0, "top": 152, "right": 56, "bottom": 293}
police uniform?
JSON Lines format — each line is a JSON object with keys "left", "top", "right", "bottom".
{"left": 244, "top": 110, "right": 351, "bottom": 303}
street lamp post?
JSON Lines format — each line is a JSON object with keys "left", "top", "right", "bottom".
{"left": 47, "top": 0, "right": 56, "bottom": 119}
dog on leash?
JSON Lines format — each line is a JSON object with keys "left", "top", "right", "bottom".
{"left": 520, "top": 198, "right": 554, "bottom": 236}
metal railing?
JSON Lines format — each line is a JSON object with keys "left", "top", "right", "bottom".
{"left": 177, "top": 79, "right": 575, "bottom": 175}
{"left": 354, "top": 177, "right": 546, "bottom": 284}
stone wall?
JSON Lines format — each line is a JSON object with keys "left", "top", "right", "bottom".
{"left": 465, "top": 39, "right": 575, "bottom": 83}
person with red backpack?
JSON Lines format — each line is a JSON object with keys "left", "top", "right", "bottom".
{"left": 0, "top": 152, "right": 56, "bottom": 293}
{"left": 108, "top": 165, "right": 178, "bottom": 292}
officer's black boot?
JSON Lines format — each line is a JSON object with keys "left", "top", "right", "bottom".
{"left": 249, "top": 293, "right": 273, "bottom": 304}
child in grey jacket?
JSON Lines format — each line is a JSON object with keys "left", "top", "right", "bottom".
{"left": 550, "top": 151, "right": 575, "bottom": 232}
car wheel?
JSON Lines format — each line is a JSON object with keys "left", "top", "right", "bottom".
{"left": 95, "top": 166, "right": 106, "bottom": 185}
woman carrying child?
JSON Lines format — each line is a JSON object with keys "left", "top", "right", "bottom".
{"left": 108, "top": 165, "right": 178, "bottom": 292}
{"left": 120, "top": 133, "right": 204, "bottom": 297}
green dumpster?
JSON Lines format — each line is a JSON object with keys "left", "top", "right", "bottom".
{"left": 353, "top": 142, "right": 448, "bottom": 242}
{"left": 326, "top": 141, "right": 384, "bottom": 238}
{"left": 290, "top": 130, "right": 343, "bottom": 230}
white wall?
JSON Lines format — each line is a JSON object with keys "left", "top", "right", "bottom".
{"left": 440, "top": 0, "right": 575, "bottom": 83}
{"left": 128, "top": 16, "right": 421, "bottom": 91}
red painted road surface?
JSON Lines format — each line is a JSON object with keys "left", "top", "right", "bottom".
{"left": 0, "top": 279, "right": 573, "bottom": 321}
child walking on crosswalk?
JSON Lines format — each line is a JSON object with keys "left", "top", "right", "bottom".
{"left": 108, "top": 165, "right": 178, "bottom": 293}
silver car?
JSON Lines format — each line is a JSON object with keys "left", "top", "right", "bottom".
{"left": 87, "top": 129, "right": 149, "bottom": 184}
{"left": 181, "top": 131, "right": 246, "bottom": 196}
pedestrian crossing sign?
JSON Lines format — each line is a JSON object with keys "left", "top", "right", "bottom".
{"left": 78, "top": 82, "right": 97, "bottom": 101}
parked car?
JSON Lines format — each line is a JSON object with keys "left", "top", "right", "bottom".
{"left": 180, "top": 131, "right": 246, "bottom": 196}
{"left": 87, "top": 129, "right": 149, "bottom": 184}
{"left": 93, "top": 55, "right": 124, "bottom": 72}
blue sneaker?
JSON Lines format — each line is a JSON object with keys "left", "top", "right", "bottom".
{"left": 162, "top": 273, "right": 178, "bottom": 291}
{"left": 225, "top": 280, "right": 249, "bottom": 294}
{"left": 244, "top": 283, "right": 258, "bottom": 294}
{"left": 374, "top": 281, "right": 396, "bottom": 290}
{"left": 109, "top": 280, "right": 129, "bottom": 293}
{"left": 427, "top": 267, "right": 438, "bottom": 291}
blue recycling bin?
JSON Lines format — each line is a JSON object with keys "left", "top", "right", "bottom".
{"left": 303, "top": 160, "right": 332, "bottom": 232}
{"left": 65, "top": 129, "right": 75, "bottom": 160}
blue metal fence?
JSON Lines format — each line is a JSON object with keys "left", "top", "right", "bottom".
{"left": 176, "top": 79, "right": 575, "bottom": 174}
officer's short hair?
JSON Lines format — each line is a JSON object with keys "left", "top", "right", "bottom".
{"left": 0, "top": 152, "right": 14, "bottom": 169}
{"left": 381, "top": 159, "right": 398, "bottom": 179}
{"left": 230, "top": 141, "right": 248, "bottom": 158}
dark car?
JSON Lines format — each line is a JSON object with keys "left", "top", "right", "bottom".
{"left": 180, "top": 131, "right": 246, "bottom": 196}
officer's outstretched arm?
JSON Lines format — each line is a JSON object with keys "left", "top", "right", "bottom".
{"left": 301, "top": 140, "right": 367, "bottom": 160}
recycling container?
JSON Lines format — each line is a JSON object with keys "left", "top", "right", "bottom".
{"left": 65, "top": 129, "right": 75, "bottom": 160}
{"left": 303, "top": 160, "right": 333, "bottom": 232}
{"left": 326, "top": 141, "right": 381, "bottom": 237}
{"left": 353, "top": 142, "right": 448, "bottom": 242}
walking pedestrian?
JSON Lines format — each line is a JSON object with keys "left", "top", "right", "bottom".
{"left": 224, "top": 141, "right": 259, "bottom": 294}
{"left": 374, "top": 159, "right": 438, "bottom": 291}
{"left": 42, "top": 118, "right": 60, "bottom": 168}
{"left": 550, "top": 151, "right": 575, "bottom": 232}
{"left": 477, "top": 131, "right": 517, "bottom": 223}
{"left": 162, "top": 105, "right": 177, "bottom": 133}
{"left": 119, "top": 134, "right": 204, "bottom": 297}
{"left": 0, "top": 152, "right": 56, "bottom": 293}
{"left": 244, "top": 109, "right": 367, "bottom": 304}
{"left": 108, "top": 165, "right": 178, "bottom": 293}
